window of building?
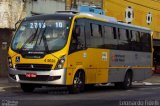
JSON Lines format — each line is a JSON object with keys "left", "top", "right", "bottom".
{"left": 88, "top": 23, "right": 103, "bottom": 48}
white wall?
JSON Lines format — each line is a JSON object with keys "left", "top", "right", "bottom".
{"left": 0, "top": 0, "right": 25, "bottom": 29}
{"left": 26, "top": 0, "right": 65, "bottom": 16}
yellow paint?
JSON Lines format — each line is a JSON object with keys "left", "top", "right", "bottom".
{"left": 67, "top": 48, "right": 110, "bottom": 84}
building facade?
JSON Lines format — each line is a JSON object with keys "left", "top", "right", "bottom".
{"left": 26, "top": 0, "right": 65, "bottom": 16}
{"left": 0, "top": 0, "right": 25, "bottom": 77}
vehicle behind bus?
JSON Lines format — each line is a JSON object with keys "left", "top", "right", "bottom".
{"left": 153, "top": 46, "right": 160, "bottom": 73}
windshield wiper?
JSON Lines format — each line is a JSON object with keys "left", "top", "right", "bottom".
{"left": 38, "top": 26, "right": 50, "bottom": 53}
{"left": 19, "top": 27, "right": 39, "bottom": 51}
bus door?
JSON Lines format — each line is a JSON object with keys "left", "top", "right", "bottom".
{"left": 68, "top": 19, "right": 88, "bottom": 83}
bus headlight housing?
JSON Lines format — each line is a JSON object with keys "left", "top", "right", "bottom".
{"left": 8, "top": 57, "right": 13, "bottom": 68}
{"left": 55, "top": 55, "right": 66, "bottom": 70}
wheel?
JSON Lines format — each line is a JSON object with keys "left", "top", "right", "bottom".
{"left": 123, "top": 72, "right": 132, "bottom": 89}
{"left": 20, "top": 83, "right": 35, "bottom": 92}
{"left": 68, "top": 71, "right": 85, "bottom": 94}
{"left": 114, "top": 72, "right": 132, "bottom": 89}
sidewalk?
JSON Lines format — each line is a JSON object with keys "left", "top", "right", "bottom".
{"left": 0, "top": 78, "right": 19, "bottom": 87}
{"left": 144, "top": 74, "right": 160, "bottom": 83}
{"left": 139, "top": 74, "right": 160, "bottom": 85}
{"left": 130, "top": 74, "right": 160, "bottom": 86}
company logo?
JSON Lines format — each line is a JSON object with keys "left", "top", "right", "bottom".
{"left": 15, "top": 56, "right": 20, "bottom": 62}
{"left": 111, "top": 53, "right": 116, "bottom": 61}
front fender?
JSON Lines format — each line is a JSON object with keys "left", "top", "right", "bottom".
{"left": 66, "top": 65, "right": 85, "bottom": 85}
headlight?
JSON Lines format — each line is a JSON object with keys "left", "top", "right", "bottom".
{"left": 55, "top": 55, "right": 66, "bottom": 70}
{"left": 8, "top": 57, "right": 13, "bottom": 68}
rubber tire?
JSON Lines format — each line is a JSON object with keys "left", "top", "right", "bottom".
{"left": 20, "top": 83, "right": 35, "bottom": 93}
{"left": 114, "top": 72, "right": 132, "bottom": 89}
{"left": 68, "top": 71, "right": 85, "bottom": 94}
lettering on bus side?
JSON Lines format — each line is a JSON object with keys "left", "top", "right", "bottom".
{"left": 102, "top": 52, "right": 107, "bottom": 61}
{"left": 111, "top": 54, "right": 125, "bottom": 62}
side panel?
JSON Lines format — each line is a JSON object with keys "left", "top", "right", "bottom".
{"left": 66, "top": 49, "right": 110, "bottom": 85}
{"left": 86, "top": 49, "right": 109, "bottom": 84}
{"left": 108, "top": 50, "right": 152, "bottom": 82}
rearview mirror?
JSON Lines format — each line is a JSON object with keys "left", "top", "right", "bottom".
{"left": 13, "top": 20, "right": 22, "bottom": 31}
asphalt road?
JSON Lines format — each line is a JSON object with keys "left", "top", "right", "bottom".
{"left": 0, "top": 84, "right": 160, "bottom": 106}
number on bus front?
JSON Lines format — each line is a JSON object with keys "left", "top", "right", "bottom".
{"left": 44, "top": 59, "right": 55, "bottom": 63}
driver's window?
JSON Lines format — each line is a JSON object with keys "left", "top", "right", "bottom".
{"left": 69, "top": 19, "right": 85, "bottom": 53}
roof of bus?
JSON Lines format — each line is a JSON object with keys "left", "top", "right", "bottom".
{"left": 24, "top": 12, "right": 150, "bottom": 32}
{"left": 24, "top": 13, "right": 75, "bottom": 21}
{"left": 76, "top": 13, "right": 151, "bottom": 32}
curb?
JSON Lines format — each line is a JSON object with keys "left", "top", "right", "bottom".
{"left": 143, "top": 82, "right": 160, "bottom": 86}
{"left": 133, "top": 81, "right": 160, "bottom": 86}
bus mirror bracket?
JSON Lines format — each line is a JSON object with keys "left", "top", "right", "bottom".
{"left": 14, "top": 20, "right": 22, "bottom": 31}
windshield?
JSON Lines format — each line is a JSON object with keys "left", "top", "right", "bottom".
{"left": 12, "top": 19, "right": 70, "bottom": 53}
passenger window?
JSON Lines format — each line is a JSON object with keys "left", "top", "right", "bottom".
{"left": 103, "top": 26, "right": 117, "bottom": 49}
{"left": 89, "top": 23, "right": 103, "bottom": 48}
{"left": 131, "top": 30, "right": 141, "bottom": 51}
{"left": 91, "top": 24, "right": 102, "bottom": 37}
{"left": 131, "top": 31, "right": 140, "bottom": 42}
{"left": 104, "top": 26, "right": 114, "bottom": 39}
{"left": 118, "top": 28, "right": 130, "bottom": 50}
{"left": 141, "top": 32, "right": 151, "bottom": 52}
{"left": 118, "top": 29, "right": 127, "bottom": 40}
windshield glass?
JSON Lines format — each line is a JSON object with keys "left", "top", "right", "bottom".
{"left": 12, "top": 19, "right": 70, "bottom": 53}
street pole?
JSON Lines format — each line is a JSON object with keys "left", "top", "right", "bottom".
{"left": 65, "top": 0, "right": 72, "bottom": 10}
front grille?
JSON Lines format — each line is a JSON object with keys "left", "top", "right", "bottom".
{"left": 19, "top": 75, "right": 49, "bottom": 81}
{"left": 15, "top": 64, "right": 53, "bottom": 71}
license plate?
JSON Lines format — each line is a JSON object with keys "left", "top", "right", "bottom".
{"left": 26, "top": 73, "right": 37, "bottom": 78}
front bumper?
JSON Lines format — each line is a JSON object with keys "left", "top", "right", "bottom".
{"left": 8, "top": 68, "right": 67, "bottom": 85}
